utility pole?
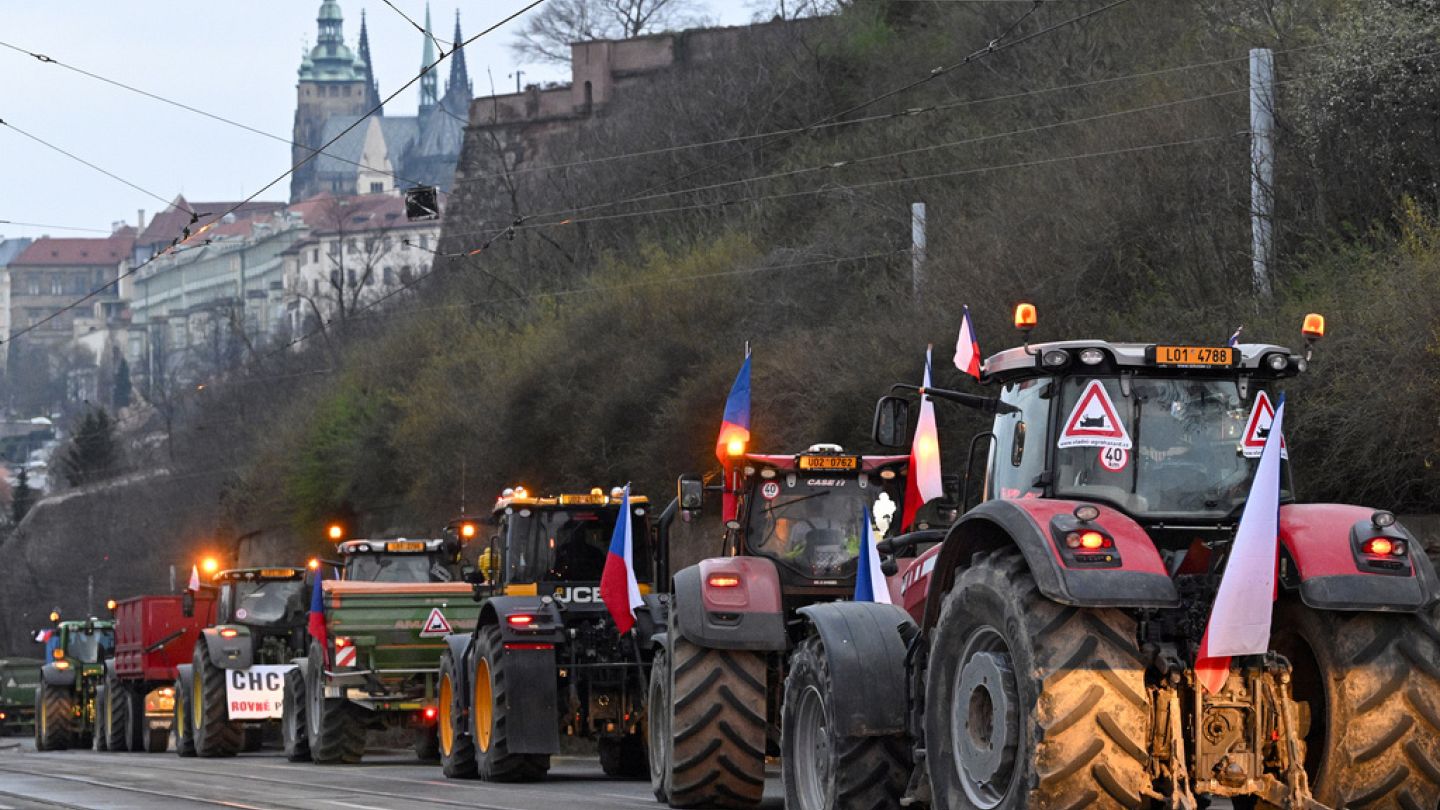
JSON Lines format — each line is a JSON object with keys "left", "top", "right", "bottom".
{"left": 87, "top": 575, "right": 94, "bottom": 616}
{"left": 1249, "top": 48, "right": 1276, "bottom": 298}
{"left": 911, "top": 202, "right": 927, "bottom": 300}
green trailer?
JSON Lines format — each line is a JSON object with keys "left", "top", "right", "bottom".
{"left": 285, "top": 533, "right": 477, "bottom": 764}
{"left": 0, "top": 657, "right": 41, "bottom": 736}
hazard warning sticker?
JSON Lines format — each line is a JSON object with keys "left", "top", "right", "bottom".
{"left": 1058, "top": 380, "right": 1132, "bottom": 450}
{"left": 419, "top": 607, "right": 453, "bottom": 638}
{"left": 1241, "top": 391, "right": 1288, "bottom": 459}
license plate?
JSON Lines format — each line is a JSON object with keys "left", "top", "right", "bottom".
{"left": 388, "top": 541, "right": 425, "bottom": 552}
{"left": 1150, "top": 345, "right": 1237, "bottom": 368}
{"left": 558, "top": 494, "right": 606, "bottom": 505}
{"left": 258, "top": 568, "right": 298, "bottom": 579}
{"left": 798, "top": 455, "right": 858, "bottom": 471}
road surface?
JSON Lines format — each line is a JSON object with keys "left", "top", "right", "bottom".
{"left": 0, "top": 739, "right": 783, "bottom": 809}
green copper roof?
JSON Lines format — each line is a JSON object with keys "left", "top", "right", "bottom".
{"left": 300, "top": 0, "right": 366, "bottom": 82}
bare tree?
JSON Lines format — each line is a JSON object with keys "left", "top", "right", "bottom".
{"left": 511, "top": 0, "right": 703, "bottom": 64}
{"left": 747, "top": 0, "right": 844, "bottom": 21}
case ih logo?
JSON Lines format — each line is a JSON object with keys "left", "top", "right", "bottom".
{"left": 553, "top": 586, "right": 600, "bottom": 603}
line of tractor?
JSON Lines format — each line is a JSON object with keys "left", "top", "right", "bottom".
{"left": 14, "top": 305, "right": 1440, "bottom": 810}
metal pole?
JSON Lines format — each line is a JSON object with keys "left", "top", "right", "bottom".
{"left": 169, "top": 564, "right": 176, "bottom": 594}
{"left": 1250, "top": 48, "right": 1275, "bottom": 298}
{"left": 87, "top": 575, "right": 94, "bottom": 616}
{"left": 911, "top": 202, "right": 927, "bottom": 299}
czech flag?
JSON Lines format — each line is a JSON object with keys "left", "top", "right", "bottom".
{"left": 188, "top": 565, "right": 201, "bottom": 592}
{"left": 715, "top": 352, "right": 752, "bottom": 463}
{"left": 1195, "top": 395, "right": 1285, "bottom": 694}
{"left": 307, "top": 570, "right": 328, "bottom": 665}
{"left": 901, "top": 347, "right": 944, "bottom": 531}
{"left": 1228, "top": 326, "right": 1244, "bottom": 347}
{"left": 953, "top": 305, "right": 982, "bottom": 379}
{"left": 854, "top": 504, "right": 892, "bottom": 604}
{"left": 33, "top": 628, "right": 53, "bottom": 644}
{"left": 600, "top": 486, "right": 644, "bottom": 635}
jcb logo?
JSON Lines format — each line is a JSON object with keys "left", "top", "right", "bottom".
{"left": 553, "top": 586, "right": 599, "bottom": 603}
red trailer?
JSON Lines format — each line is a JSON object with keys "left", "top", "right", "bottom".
{"left": 95, "top": 593, "right": 216, "bottom": 753}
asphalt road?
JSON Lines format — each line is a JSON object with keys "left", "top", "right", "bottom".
{"left": 0, "top": 738, "right": 783, "bottom": 809}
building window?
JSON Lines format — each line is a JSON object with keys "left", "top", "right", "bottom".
{"left": 383, "top": 267, "right": 395, "bottom": 285}
{"left": 420, "top": 235, "right": 429, "bottom": 249}
{"left": 328, "top": 242, "right": 339, "bottom": 258}
{"left": 312, "top": 249, "right": 319, "bottom": 263}
{"left": 370, "top": 181, "right": 384, "bottom": 194}
{"left": 382, "top": 236, "right": 393, "bottom": 251}
{"left": 347, "top": 269, "right": 357, "bottom": 288}
{"left": 399, "top": 266, "right": 412, "bottom": 284}
{"left": 346, "top": 239, "right": 357, "bottom": 255}
{"left": 51, "top": 275, "right": 64, "bottom": 295}
{"left": 312, "top": 279, "right": 320, "bottom": 296}
{"left": 329, "top": 85, "right": 338, "bottom": 97}
{"left": 27, "top": 277, "right": 40, "bottom": 295}
{"left": 330, "top": 270, "right": 341, "bottom": 289}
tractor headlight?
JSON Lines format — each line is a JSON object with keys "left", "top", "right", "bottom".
{"left": 1042, "top": 349, "right": 1070, "bottom": 368}
{"left": 1265, "top": 353, "right": 1289, "bottom": 371}
{"left": 1078, "top": 348, "right": 1105, "bottom": 366}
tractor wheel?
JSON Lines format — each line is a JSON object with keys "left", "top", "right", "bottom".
{"left": 93, "top": 684, "right": 109, "bottom": 751}
{"left": 173, "top": 675, "right": 197, "bottom": 757}
{"left": 1270, "top": 600, "right": 1440, "bottom": 809}
{"left": 306, "top": 642, "right": 367, "bottom": 764}
{"left": 666, "top": 634, "right": 767, "bottom": 809}
{"left": 926, "top": 548, "right": 1151, "bottom": 810}
{"left": 648, "top": 646, "right": 674, "bottom": 802}
{"left": 282, "top": 666, "right": 311, "bottom": 762}
{"left": 414, "top": 724, "right": 441, "bottom": 762}
{"left": 35, "top": 680, "right": 74, "bottom": 751}
{"left": 191, "top": 645, "right": 242, "bottom": 757}
{"left": 123, "top": 684, "right": 147, "bottom": 752}
{"left": 782, "top": 635, "right": 909, "bottom": 810}
{"left": 438, "top": 649, "right": 478, "bottom": 779}
{"left": 471, "top": 625, "right": 549, "bottom": 781}
{"left": 104, "top": 675, "right": 131, "bottom": 751}
{"left": 599, "top": 733, "right": 648, "bottom": 778}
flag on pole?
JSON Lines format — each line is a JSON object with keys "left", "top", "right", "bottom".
{"left": 854, "top": 504, "right": 892, "bottom": 604}
{"left": 716, "top": 351, "right": 752, "bottom": 523}
{"left": 1227, "top": 326, "right": 1244, "bottom": 347}
{"left": 33, "top": 629, "right": 54, "bottom": 644}
{"left": 901, "top": 347, "right": 944, "bottom": 531}
{"left": 308, "top": 570, "right": 328, "bottom": 665}
{"left": 953, "top": 305, "right": 983, "bottom": 379}
{"left": 600, "top": 486, "right": 645, "bottom": 635}
{"left": 188, "top": 565, "right": 201, "bottom": 592}
{"left": 1195, "top": 395, "right": 1286, "bottom": 694}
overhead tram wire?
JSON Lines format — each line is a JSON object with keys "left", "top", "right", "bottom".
{"left": 0, "top": 0, "right": 546, "bottom": 347}
{"left": 0, "top": 220, "right": 112, "bottom": 234}
{"left": 0, "top": 39, "right": 437, "bottom": 197}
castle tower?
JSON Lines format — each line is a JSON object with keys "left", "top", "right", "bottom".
{"left": 358, "top": 9, "right": 382, "bottom": 113}
{"left": 418, "top": 3, "right": 438, "bottom": 117}
{"left": 441, "top": 10, "right": 472, "bottom": 112}
{"left": 292, "top": 0, "right": 371, "bottom": 202}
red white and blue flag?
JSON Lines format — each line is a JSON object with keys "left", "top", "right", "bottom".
{"left": 307, "top": 570, "right": 328, "bottom": 665}
{"left": 953, "top": 305, "right": 983, "bottom": 379}
{"left": 600, "top": 486, "right": 644, "bottom": 635}
{"left": 1227, "top": 326, "right": 1244, "bottom": 347}
{"left": 901, "top": 347, "right": 944, "bottom": 531}
{"left": 716, "top": 351, "right": 752, "bottom": 523}
{"left": 853, "top": 504, "right": 892, "bottom": 604}
{"left": 33, "top": 629, "right": 53, "bottom": 644}
{"left": 1195, "top": 395, "right": 1286, "bottom": 694}
{"left": 188, "top": 565, "right": 201, "bottom": 592}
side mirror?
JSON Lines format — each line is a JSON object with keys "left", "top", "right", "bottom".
{"left": 872, "top": 396, "right": 911, "bottom": 449}
{"left": 678, "top": 474, "right": 704, "bottom": 512}
{"left": 181, "top": 590, "right": 195, "bottom": 618}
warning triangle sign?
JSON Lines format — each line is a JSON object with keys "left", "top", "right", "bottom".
{"left": 419, "top": 607, "right": 453, "bottom": 638}
{"left": 1058, "top": 380, "right": 1132, "bottom": 450}
{"left": 1241, "top": 391, "right": 1288, "bottom": 459}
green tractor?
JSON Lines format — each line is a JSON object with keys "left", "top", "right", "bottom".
{"left": 33, "top": 614, "right": 115, "bottom": 750}
{"left": 0, "top": 657, "right": 41, "bottom": 737}
{"left": 174, "top": 566, "right": 311, "bottom": 757}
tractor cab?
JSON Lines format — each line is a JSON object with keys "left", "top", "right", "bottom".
{"left": 212, "top": 568, "right": 309, "bottom": 632}
{"left": 336, "top": 538, "right": 463, "bottom": 583}
{"left": 726, "top": 445, "right": 909, "bottom": 592}
{"left": 44, "top": 618, "right": 115, "bottom": 670}
{"left": 483, "top": 487, "right": 652, "bottom": 606}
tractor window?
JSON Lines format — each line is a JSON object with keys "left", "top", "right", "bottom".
{"left": 1054, "top": 377, "right": 1292, "bottom": 517}
{"left": 744, "top": 475, "right": 901, "bottom": 578}
{"left": 232, "top": 580, "right": 308, "bottom": 626}
{"left": 346, "top": 554, "right": 450, "bottom": 583}
{"left": 988, "top": 378, "right": 1052, "bottom": 500}
{"left": 64, "top": 628, "right": 113, "bottom": 664}
{"left": 505, "top": 508, "right": 652, "bottom": 584}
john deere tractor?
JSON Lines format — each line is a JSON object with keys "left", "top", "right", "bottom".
{"left": 34, "top": 614, "right": 115, "bottom": 750}
{"left": 782, "top": 308, "right": 1440, "bottom": 810}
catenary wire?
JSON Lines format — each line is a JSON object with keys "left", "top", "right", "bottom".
{"left": 0, "top": 118, "right": 197, "bottom": 215}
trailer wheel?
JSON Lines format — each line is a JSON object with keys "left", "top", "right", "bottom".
{"left": 173, "top": 675, "right": 196, "bottom": 757}
{"left": 648, "top": 646, "right": 674, "bottom": 802}
{"left": 666, "top": 634, "right": 767, "bottom": 809}
{"left": 927, "top": 548, "right": 1150, "bottom": 810}
{"left": 438, "top": 649, "right": 478, "bottom": 778}
{"left": 415, "top": 724, "right": 441, "bottom": 762}
{"left": 191, "top": 644, "right": 242, "bottom": 757}
{"left": 282, "top": 666, "right": 311, "bottom": 762}
{"left": 306, "top": 642, "right": 367, "bottom": 764}
{"left": 104, "top": 675, "right": 131, "bottom": 751}
{"left": 35, "top": 680, "right": 74, "bottom": 751}
{"left": 471, "top": 625, "right": 549, "bottom": 782}
{"left": 1271, "top": 600, "right": 1440, "bottom": 810}
{"left": 782, "top": 635, "right": 909, "bottom": 810}
{"left": 123, "top": 684, "right": 147, "bottom": 752}
{"left": 600, "top": 734, "right": 647, "bottom": 778}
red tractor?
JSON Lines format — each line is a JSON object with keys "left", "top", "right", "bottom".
{"left": 780, "top": 310, "right": 1440, "bottom": 810}
{"left": 648, "top": 444, "right": 918, "bottom": 808}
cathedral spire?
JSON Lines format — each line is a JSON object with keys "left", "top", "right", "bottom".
{"left": 418, "top": 2, "right": 437, "bottom": 115}
{"left": 446, "top": 10, "right": 471, "bottom": 101}
{"left": 358, "top": 9, "right": 383, "bottom": 114}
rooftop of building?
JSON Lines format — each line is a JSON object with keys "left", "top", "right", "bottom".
{"left": 12, "top": 230, "right": 136, "bottom": 267}
{"left": 137, "top": 196, "right": 287, "bottom": 248}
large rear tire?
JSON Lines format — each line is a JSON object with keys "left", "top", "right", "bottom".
{"left": 123, "top": 684, "right": 148, "bottom": 752}
{"left": 282, "top": 666, "right": 311, "bottom": 762}
{"left": 648, "top": 647, "right": 674, "bottom": 802}
{"left": 438, "top": 649, "right": 478, "bottom": 779}
{"left": 471, "top": 625, "right": 549, "bottom": 782}
{"left": 306, "top": 642, "right": 368, "bottom": 764}
{"left": 36, "top": 680, "right": 74, "bottom": 751}
{"left": 191, "top": 644, "right": 242, "bottom": 757}
{"left": 173, "top": 675, "right": 197, "bottom": 757}
{"left": 666, "top": 634, "right": 767, "bottom": 809}
{"left": 926, "top": 548, "right": 1151, "bottom": 810}
{"left": 92, "top": 684, "right": 109, "bottom": 751}
{"left": 1271, "top": 600, "right": 1440, "bottom": 809}
{"left": 781, "top": 635, "right": 909, "bottom": 810}
{"left": 104, "top": 675, "right": 131, "bottom": 751}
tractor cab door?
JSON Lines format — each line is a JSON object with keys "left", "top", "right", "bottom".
{"left": 986, "top": 377, "right": 1054, "bottom": 502}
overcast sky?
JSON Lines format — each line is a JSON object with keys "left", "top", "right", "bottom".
{"left": 0, "top": 1, "right": 755, "bottom": 243}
